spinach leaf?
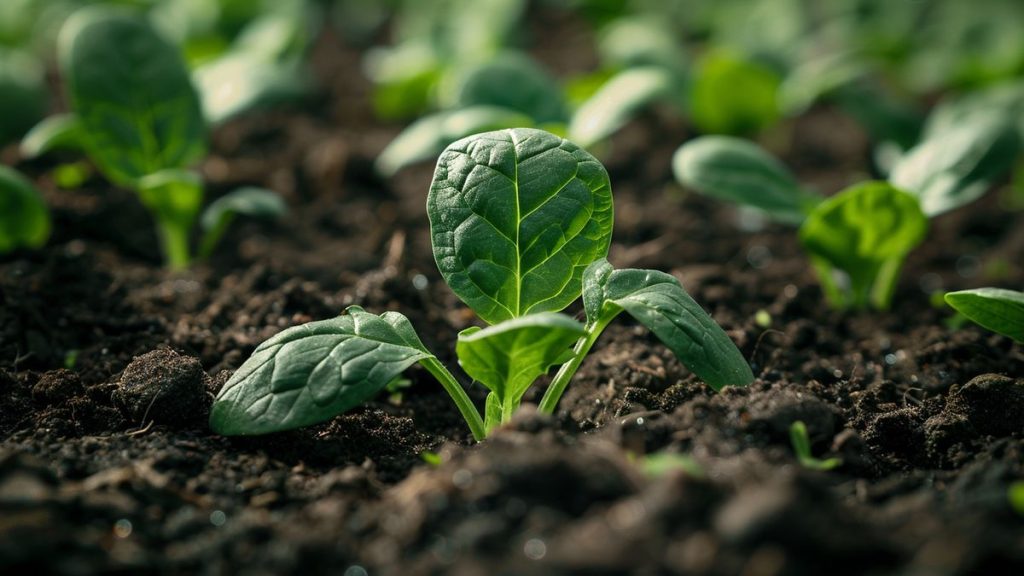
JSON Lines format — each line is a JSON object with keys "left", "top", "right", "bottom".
{"left": 581, "top": 259, "right": 754, "bottom": 390}
{"left": 59, "top": 6, "right": 206, "bottom": 186}
{"left": 799, "top": 181, "right": 927, "bottom": 310}
{"left": 447, "top": 52, "right": 567, "bottom": 124}
{"left": 456, "top": 313, "right": 584, "bottom": 431}
{"left": 0, "top": 166, "right": 50, "bottom": 254}
{"left": 673, "top": 135, "right": 819, "bottom": 224}
{"left": 428, "top": 128, "right": 614, "bottom": 324}
{"left": 568, "top": 67, "right": 674, "bottom": 147}
{"left": 890, "top": 113, "right": 1019, "bottom": 216}
{"left": 690, "top": 50, "right": 781, "bottom": 136}
{"left": 211, "top": 306, "right": 437, "bottom": 436}
{"left": 945, "top": 288, "right": 1024, "bottom": 343}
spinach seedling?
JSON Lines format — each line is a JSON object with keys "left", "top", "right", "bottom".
{"left": 23, "top": 7, "right": 285, "bottom": 268}
{"left": 211, "top": 128, "right": 753, "bottom": 440}
{"left": 944, "top": 288, "right": 1024, "bottom": 343}
{"left": 789, "top": 421, "right": 841, "bottom": 471}
{"left": 0, "top": 165, "right": 51, "bottom": 254}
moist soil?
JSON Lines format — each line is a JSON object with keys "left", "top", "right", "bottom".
{"left": 3, "top": 13, "right": 1024, "bottom": 576}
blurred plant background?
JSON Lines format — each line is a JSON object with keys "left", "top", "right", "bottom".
{"left": 3, "top": 0, "right": 1024, "bottom": 189}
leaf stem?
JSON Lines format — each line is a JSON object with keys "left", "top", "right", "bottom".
{"left": 420, "top": 357, "right": 486, "bottom": 441}
{"left": 157, "top": 219, "right": 191, "bottom": 269}
{"left": 538, "top": 311, "right": 617, "bottom": 414}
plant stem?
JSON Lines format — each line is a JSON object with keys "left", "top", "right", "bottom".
{"left": 538, "top": 312, "right": 617, "bottom": 414}
{"left": 420, "top": 357, "right": 486, "bottom": 441}
{"left": 157, "top": 220, "right": 191, "bottom": 270}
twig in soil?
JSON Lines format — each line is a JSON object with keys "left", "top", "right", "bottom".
{"left": 127, "top": 420, "right": 155, "bottom": 436}
{"left": 750, "top": 329, "right": 786, "bottom": 375}
{"left": 902, "top": 387, "right": 924, "bottom": 407}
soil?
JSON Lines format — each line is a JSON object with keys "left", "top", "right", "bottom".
{"left": 3, "top": 8, "right": 1024, "bottom": 576}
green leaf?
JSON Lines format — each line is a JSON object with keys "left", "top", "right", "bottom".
{"left": 889, "top": 113, "right": 1019, "bottom": 216}
{"left": 198, "top": 187, "right": 286, "bottom": 258}
{"left": 568, "top": 67, "right": 675, "bottom": 147}
{"left": 456, "top": 312, "right": 584, "bottom": 427}
{"left": 672, "top": 135, "right": 818, "bottom": 224}
{"left": 429, "top": 128, "right": 614, "bottom": 324}
{"left": 799, "top": 181, "right": 928, "bottom": 310}
{"left": 137, "top": 169, "right": 204, "bottom": 269}
{"left": 445, "top": 52, "right": 567, "bottom": 124}
{"left": 0, "top": 165, "right": 51, "bottom": 254}
{"left": 375, "top": 106, "right": 534, "bottom": 176}
{"left": 194, "top": 52, "right": 307, "bottom": 125}
{"left": 582, "top": 259, "right": 753, "bottom": 391}
{"left": 945, "top": 288, "right": 1024, "bottom": 343}
{"left": 59, "top": 6, "right": 206, "bottom": 186}
{"left": 690, "top": 50, "right": 781, "bottom": 136}
{"left": 597, "top": 16, "right": 686, "bottom": 74}
{"left": 210, "top": 306, "right": 436, "bottom": 435}
{"left": 20, "top": 114, "right": 83, "bottom": 159}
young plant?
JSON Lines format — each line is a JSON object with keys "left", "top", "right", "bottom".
{"left": 211, "top": 128, "right": 754, "bottom": 440}
{"left": 22, "top": 7, "right": 285, "bottom": 268}
{"left": 944, "top": 288, "right": 1024, "bottom": 342}
{"left": 0, "top": 165, "right": 51, "bottom": 254}
{"left": 789, "top": 420, "right": 841, "bottom": 471}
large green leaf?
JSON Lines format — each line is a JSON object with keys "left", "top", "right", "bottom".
{"left": 210, "top": 306, "right": 436, "bottom": 435}
{"left": 59, "top": 6, "right": 206, "bottom": 186}
{"left": 799, "top": 181, "right": 928, "bottom": 310}
{"left": 672, "top": 135, "right": 818, "bottom": 224}
{"left": 0, "top": 166, "right": 51, "bottom": 254}
{"left": 429, "top": 128, "right": 614, "bottom": 324}
{"left": 582, "top": 259, "right": 753, "bottom": 391}
{"left": 456, "top": 312, "right": 584, "bottom": 428}
{"left": 889, "top": 113, "right": 1019, "bottom": 216}
{"left": 568, "top": 67, "right": 675, "bottom": 147}
{"left": 945, "top": 288, "right": 1024, "bottom": 343}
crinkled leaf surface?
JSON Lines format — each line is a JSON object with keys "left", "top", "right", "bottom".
{"left": 429, "top": 128, "right": 614, "bottom": 324}
{"left": 59, "top": 7, "right": 205, "bottom": 186}
{"left": 456, "top": 313, "right": 584, "bottom": 410}
{"left": 799, "top": 181, "right": 927, "bottom": 307}
{"left": 890, "top": 113, "right": 1019, "bottom": 216}
{"left": 0, "top": 165, "right": 50, "bottom": 253}
{"left": 210, "top": 306, "right": 434, "bottom": 435}
{"left": 673, "top": 135, "right": 817, "bottom": 224}
{"left": 945, "top": 288, "right": 1024, "bottom": 343}
{"left": 583, "top": 259, "right": 753, "bottom": 391}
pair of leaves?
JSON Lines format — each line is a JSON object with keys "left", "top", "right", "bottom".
{"left": 0, "top": 166, "right": 51, "bottom": 254}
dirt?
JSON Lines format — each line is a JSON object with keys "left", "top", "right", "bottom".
{"left": 3, "top": 10, "right": 1024, "bottom": 576}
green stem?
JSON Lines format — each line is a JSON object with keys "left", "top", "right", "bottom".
{"left": 538, "top": 311, "right": 617, "bottom": 414}
{"left": 157, "top": 219, "right": 191, "bottom": 270}
{"left": 871, "top": 258, "right": 903, "bottom": 310}
{"left": 420, "top": 357, "right": 486, "bottom": 441}
{"left": 197, "top": 214, "right": 234, "bottom": 260}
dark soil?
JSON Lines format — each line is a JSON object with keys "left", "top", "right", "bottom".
{"left": 3, "top": 11, "right": 1024, "bottom": 576}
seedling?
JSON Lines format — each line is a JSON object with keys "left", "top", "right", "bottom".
{"left": 211, "top": 128, "right": 753, "bottom": 440}
{"left": 944, "top": 288, "right": 1024, "bottom": 343}
{"left": 673, "top": 122, "right": 1022, "bottom": 309}
{"left": 789, "top": 421, "right": 841, "bottom": 471}
{"left": 0, "top": 165, "right": 51, "bottom": 254}
{"left": 22, "top": 7, "right": 285, "bottom": 268}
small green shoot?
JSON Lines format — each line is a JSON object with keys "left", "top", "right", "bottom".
{"left": 944, "top": 288, "right": 1024, "bottom": 343}
{"left": 639, "top": 452, "right": 705, "bottom": 479}
{"left": 0, "top": 165, "right": 51, "bottom": 254}
{"left": 211, "top": 128, "right": 753, "bottom": 441}
{"left": 420, "top": 451, "right": 442, "bottom": 467}
{"left": 789, "top": 420, "right": 841, "bottom": 471}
